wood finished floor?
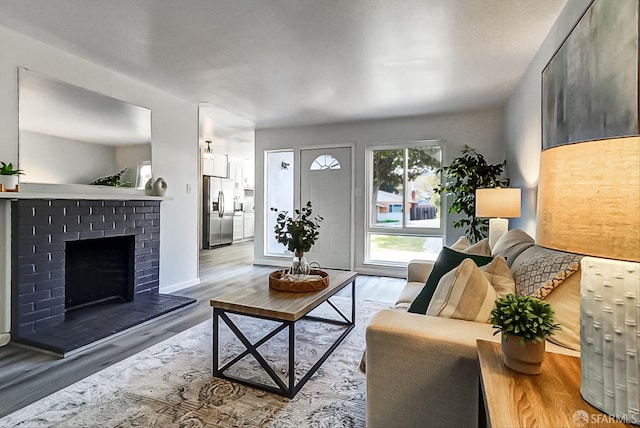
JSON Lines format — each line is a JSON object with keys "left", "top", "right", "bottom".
{"left": 0, "top": 241, "right": 404, "bottom": 418}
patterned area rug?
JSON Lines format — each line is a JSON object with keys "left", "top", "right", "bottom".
{"left": 1, "top": 297, "right": 390, "bottom": 428}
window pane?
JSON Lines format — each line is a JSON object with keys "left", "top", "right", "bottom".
{"left": 265, "top": 151, "right": 294, "bottom": 255}
{"left": 368, "top": 233, "right": 443, "bottom": 263}
{"left": 406, "top": 147, "right": 442, "bottom": 228}
{"left": 310, "top": 154, "right": 341, "bottom": 170}
{"left": 372, "top": 149, "right": 404, "bottom": 228}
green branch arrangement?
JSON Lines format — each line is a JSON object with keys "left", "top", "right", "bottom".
{"left": 271, "top": 201, "right": 323, "bottom": 255}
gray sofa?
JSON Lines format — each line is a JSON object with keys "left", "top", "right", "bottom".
{"left": 365, "top": 230, "right": 582, "bottom": 428}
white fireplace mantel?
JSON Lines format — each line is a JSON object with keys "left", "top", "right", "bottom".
{"left": 0, "top": 182, "right": 171, "bottom": 201}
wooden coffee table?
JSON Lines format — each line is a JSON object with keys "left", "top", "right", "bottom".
{"left": 210, "top": 269, "right": 357, "bottom": 398}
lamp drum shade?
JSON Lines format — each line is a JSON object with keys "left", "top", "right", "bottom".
{"left": 537, "top": 136, "right": 640, "bottom": 263}
{"left": 475, "top": 188, "right": 521, "bottom": 218}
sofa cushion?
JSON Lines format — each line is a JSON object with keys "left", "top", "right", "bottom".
{"left": 450, "top": 236, "right": 470, "bottom": 251}
{"left": 407, "top": 247, "right": 493, "bottom": 314}
{"left": 426, "top": 258, "right": 497, "bottom": 322}
{"left": 479, "top": 256, "right": 516, "bottom": 298}
{"left": 449, "top": 236, "right": 491, "bottom": 256}
{"left": 491, "top": 229, "right": 535, "bottom": 267}
{"left": 511, "top": 245, "right": 582, "bottom": 299}
{"left": 543, "top": 268, "right": 581, "bottom": 351}
{"left": 461, "top": 238, "right": 491, "bottom": 256}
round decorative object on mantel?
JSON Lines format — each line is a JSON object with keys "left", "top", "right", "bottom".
{"left": 145, "top": 178, "right": 154, "bottom": 196}
{"left": 152, "top": 177, "right": 167, "bottom": 196}
{"left": 501, "top": 334, "right": 545, "bottom": 375}
{"left": 269, "top": 269, "right": 329, "bottom": 292}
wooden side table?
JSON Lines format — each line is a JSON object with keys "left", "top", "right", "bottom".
{"left": 477, "top": 340, "right": 634, "bottom": 428}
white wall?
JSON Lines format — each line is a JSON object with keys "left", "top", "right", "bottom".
{"left": 504, "top": 0, "right": 591, "bottom": 236}
{"left": 0, "top": 26, "right": 200, "bottom": 300}
{"left": 255, "top": 107, "right": 505, "bottom": 277}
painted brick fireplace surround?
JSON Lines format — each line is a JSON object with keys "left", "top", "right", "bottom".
{"left": 10, "top": 198, "right": 195, "bottom": 355}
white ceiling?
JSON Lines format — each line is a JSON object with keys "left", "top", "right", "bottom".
{"left": 0, "top": 0, "right": 567, "bottom": 140}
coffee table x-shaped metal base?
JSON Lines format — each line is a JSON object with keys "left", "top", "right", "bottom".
{"left": 212, "top": 279, "right": 355, "bottom": 399}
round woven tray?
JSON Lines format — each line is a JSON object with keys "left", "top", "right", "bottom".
{"left": 268, "top": 269, "right": 330, "bottom": 292}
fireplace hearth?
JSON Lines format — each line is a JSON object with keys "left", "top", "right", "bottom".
{"left": 10, "top": 199, "right": 195, "bottom": 356}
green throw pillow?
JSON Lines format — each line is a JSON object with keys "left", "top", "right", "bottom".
{"left": 407, "top": 247, "right": 494, "bottom": 314}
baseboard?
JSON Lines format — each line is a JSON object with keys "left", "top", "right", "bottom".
{"left": 0, "top": 332, "right": 10, "bottom": 347}
{"left": 355, "top": 265, "right": 405, "bottom": 278}
{"left": 161, "top": 277, "right": 201, "bottom": 294}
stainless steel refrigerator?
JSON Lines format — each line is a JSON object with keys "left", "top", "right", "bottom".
{"left": 203, "top": 175, "right": 234, "bottom": 247}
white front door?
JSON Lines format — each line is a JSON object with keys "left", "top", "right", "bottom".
{"left": 300, "top": 147, "right": 352, "bottom": 270}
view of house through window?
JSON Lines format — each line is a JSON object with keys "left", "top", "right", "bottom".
{"left": 367, "top": 143, "right": 444, "bottom": 264}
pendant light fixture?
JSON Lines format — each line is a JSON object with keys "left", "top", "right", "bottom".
{"left": 203, "top": 140, "right": 214, "bottom": 160}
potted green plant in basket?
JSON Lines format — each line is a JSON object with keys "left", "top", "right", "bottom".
{"left": 0, "top": 161, "right": 24, "bottom": 191}
{"left": 271, "top": 201, "right": 323, "bottom": 276}
{"left": 489, "top": 294, "right": 560, "bottom": 375}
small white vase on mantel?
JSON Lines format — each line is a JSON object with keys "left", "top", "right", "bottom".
{"left": 0, "top": 174, "right": 18, "bottom": 191}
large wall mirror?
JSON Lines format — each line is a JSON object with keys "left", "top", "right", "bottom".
{"left": 18, "top": 68, "right": 152, "bottom": 188}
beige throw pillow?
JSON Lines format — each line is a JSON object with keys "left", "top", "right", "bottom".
{"left": 449, "top": 236, "right": 492, "bottom": 256}
{"left": 461, "top": 238, "right": 491, "bottom": 256}
{"left": 481, "top": 256, "right": 515, "bottom": 298}
{"left": 450, "top": 236, "right": 470, "bottom": 251}
{"left": 426, "top": 259, "right": 498, "bottom": 322}
{"left": 543, "top": 269, "right": 581, "bottom": 351}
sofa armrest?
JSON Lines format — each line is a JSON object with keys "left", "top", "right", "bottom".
{"left": 365, "top": 309, "right": 579, "bottom": 428}
{"left": 366, "top": 309, "right": 498, "bottom": 428}
{"left": 407, "top": 259, "right": 434, "bottom": 283}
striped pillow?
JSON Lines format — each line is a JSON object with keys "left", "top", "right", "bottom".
{"left": 426, "top": 258, "right": 502, "bottom": 322}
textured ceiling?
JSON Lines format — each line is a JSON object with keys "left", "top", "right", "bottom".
{"left": 0, "top": 0, "right": 567, "bottom": 140}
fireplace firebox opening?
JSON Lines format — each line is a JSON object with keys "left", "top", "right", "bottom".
{"left": 65, "top": 235, "right": 135, "bottom": 312}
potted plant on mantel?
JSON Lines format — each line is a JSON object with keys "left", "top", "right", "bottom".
{"left": 0, "top": 161, "right": 24, "bottom": 192}
{"left": 271, "top": 201, "right": 323, "bottom": 276}
{"left": 489, "top": 294, "right": 560, "bottom": 375}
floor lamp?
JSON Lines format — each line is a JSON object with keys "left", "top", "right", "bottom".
{"left": 475, "top": 188, "right": 521, "bottom": 249}
{"left": 537, "top": 136, "right": 640, "bottom": 423}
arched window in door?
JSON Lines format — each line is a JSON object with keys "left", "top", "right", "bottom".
{"left": 310, "top": 154, "right": 341, "bottom": 170}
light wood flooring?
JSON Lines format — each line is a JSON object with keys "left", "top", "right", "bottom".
{"left": 0, "top": 241, "right": 404, "bottom": 418}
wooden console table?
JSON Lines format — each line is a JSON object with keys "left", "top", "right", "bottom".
{"left": 477, "top": 340, "right": 634, "bottom": 427}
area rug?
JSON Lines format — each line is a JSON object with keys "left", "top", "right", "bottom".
{"left": 1, "top": 297, "right": 390, "bottom": 428}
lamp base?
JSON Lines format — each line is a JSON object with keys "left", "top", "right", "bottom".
{"left": 488, "top": 218, "right": 508, "bottom": 250}
{"left": 580, "top": 257, "right": 639, "bottom": 424}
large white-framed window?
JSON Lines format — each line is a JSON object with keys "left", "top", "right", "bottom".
{"left": 365, "top": 141, "right": 444, "bottom": 265}
{"left": 264, "top": 150, "right": 294, "bottom": 256}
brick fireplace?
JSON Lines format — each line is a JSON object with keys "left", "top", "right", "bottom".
{"left": 10, "top": 199, "right": 195, "bottom": 355}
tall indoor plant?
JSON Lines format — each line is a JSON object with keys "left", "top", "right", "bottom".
{"left": 433, "top": 145, "right": 505, "bottom": 242}
{"left": 272, "top": 201, "right": 323, "bottom": 275}
{"left": 0, "top": 161, "right": 24, "bottom": 191}
{"left": 489, "top": 294, "right": 560, "bottom": 374}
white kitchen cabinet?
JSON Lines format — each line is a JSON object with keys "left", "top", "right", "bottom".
{"left": 243, "top": 159, "right": 254, "bottom": 188}
{"left": 233, "top": 215, "right": 244, "bottom": 241}
{"left": 243, "top": 212, "right": 254, "bottom": 239}
{"left": 202, "top": 153, "right": 228, "bottom": 178}
{"left": 228, "top": 157, "right": 244, "bottom": 190}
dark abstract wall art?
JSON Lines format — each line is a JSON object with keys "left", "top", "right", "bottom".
{"left": 542, "top": 0, "right": 639, "bottom": 150}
